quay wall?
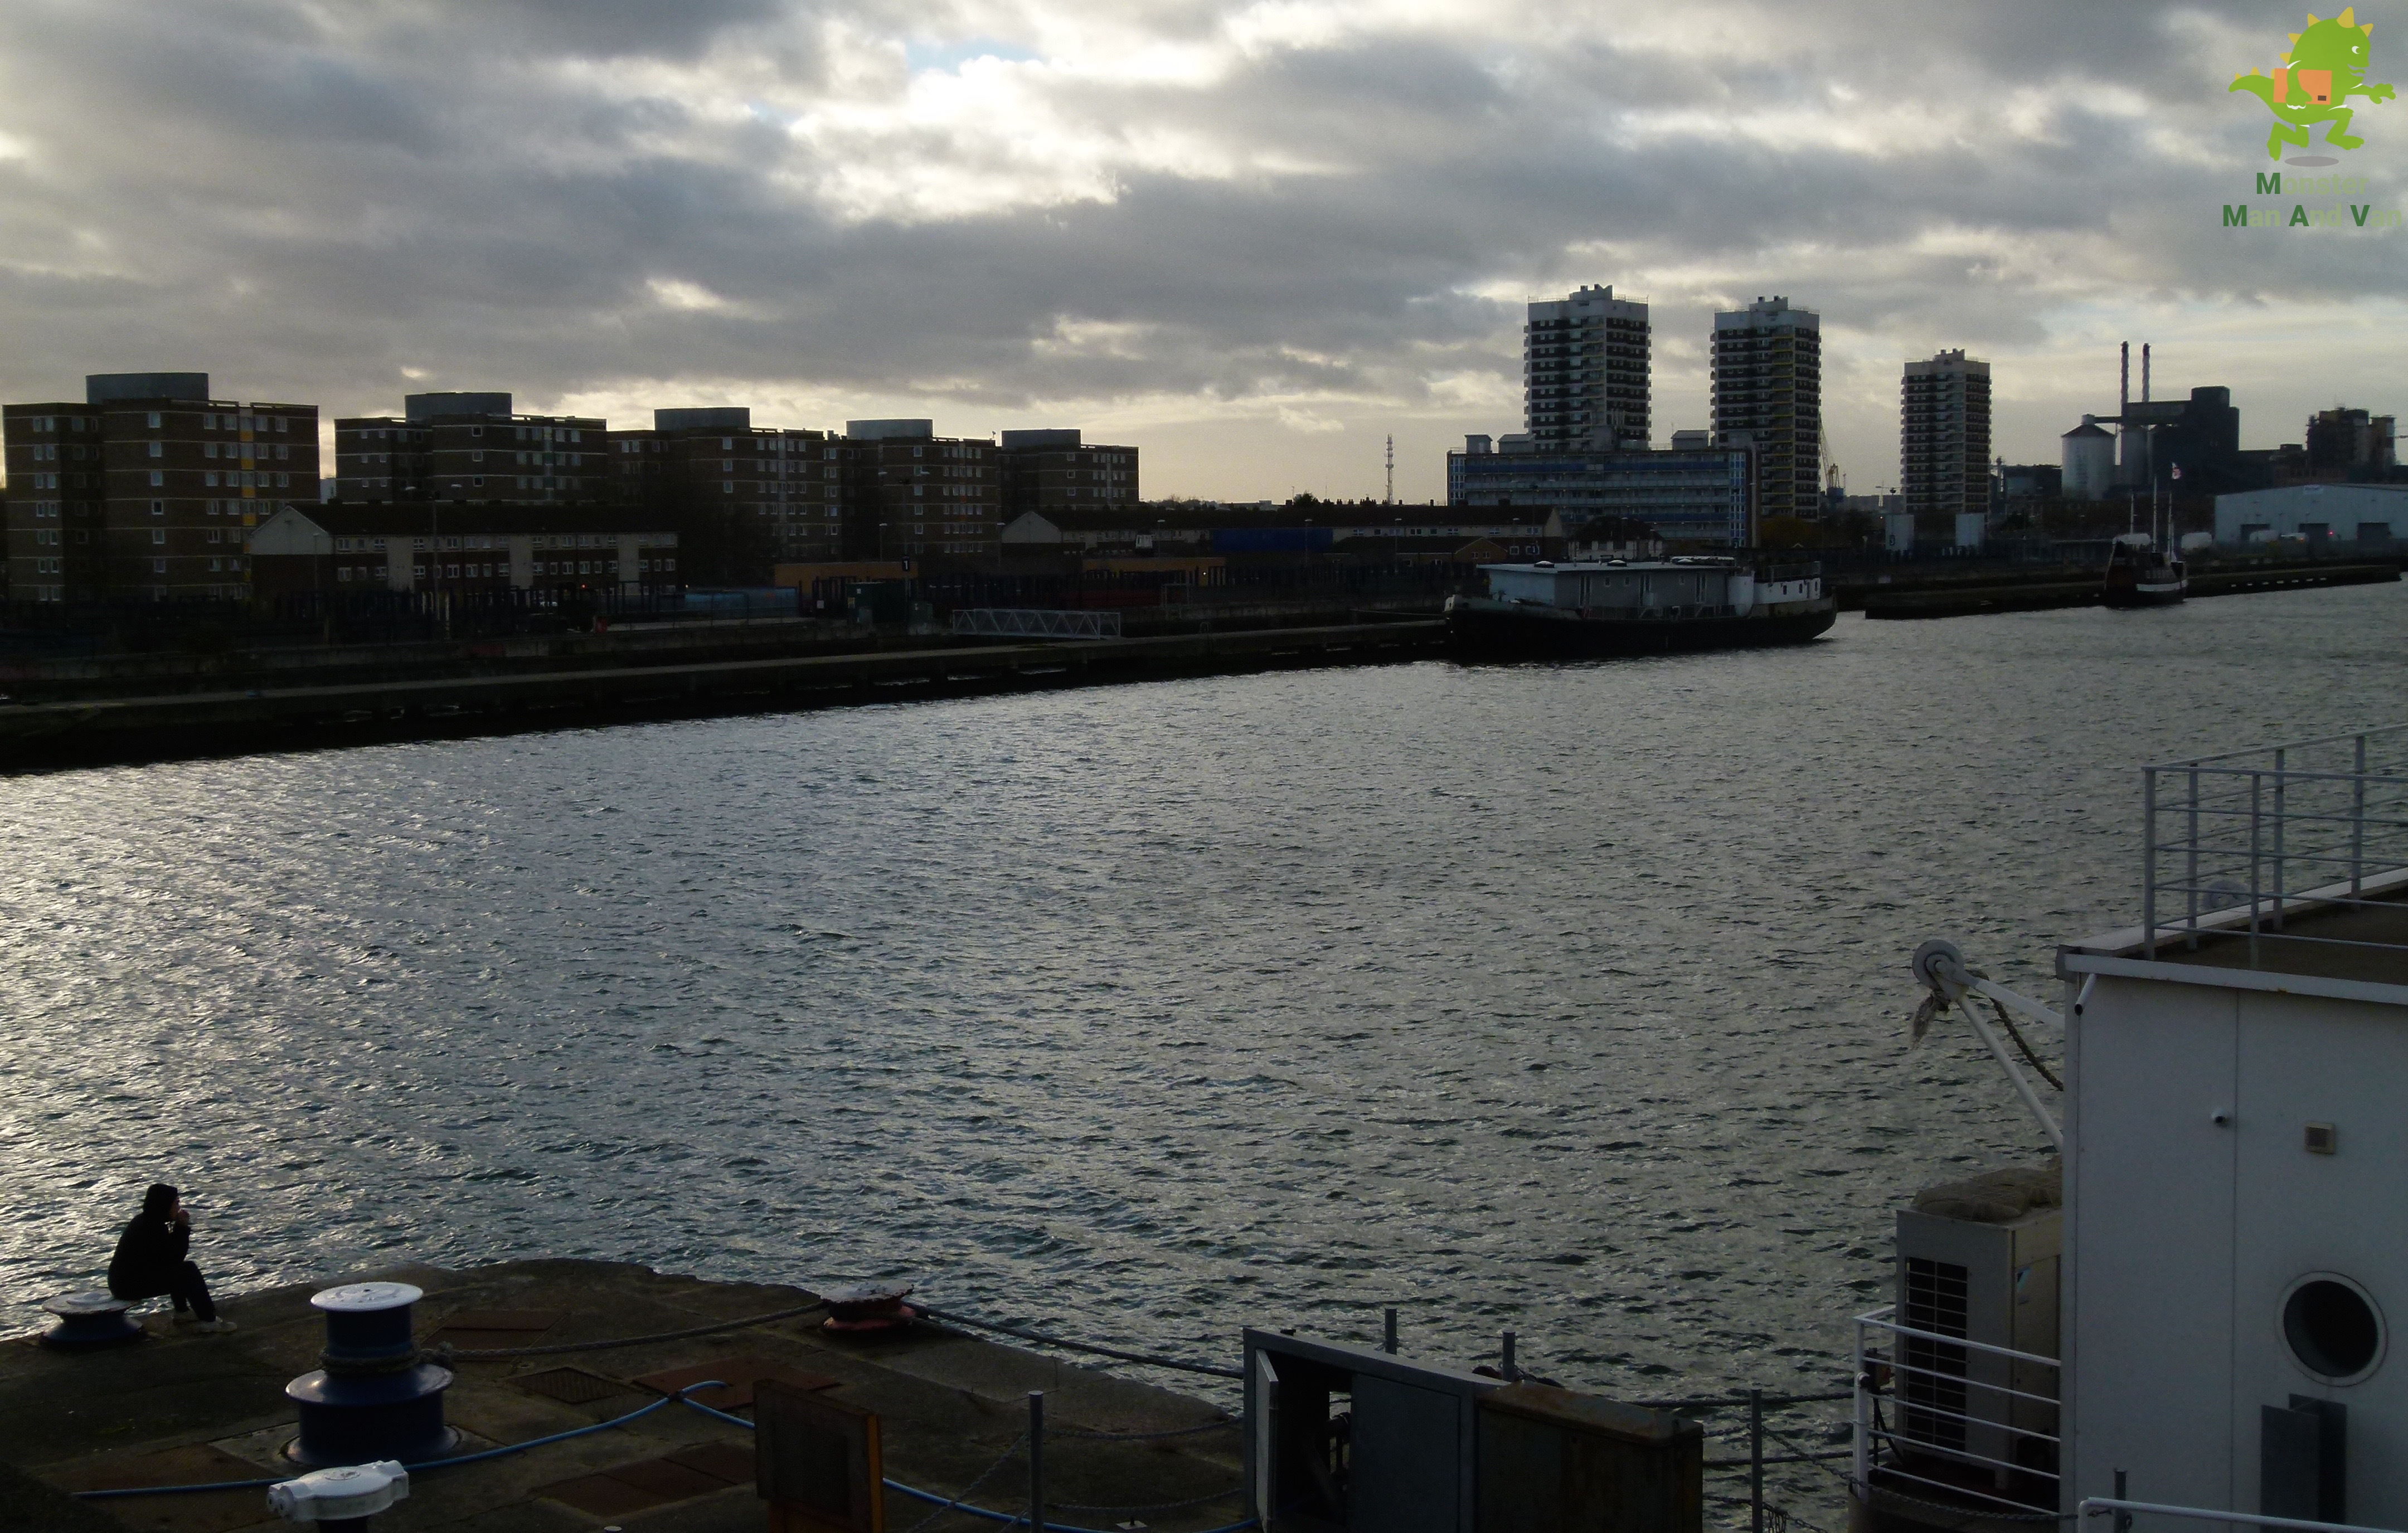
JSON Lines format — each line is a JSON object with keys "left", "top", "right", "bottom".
{"left": 0, "top": 595, "right": 1448, "bottom": 703}
{"left": 1862, "top": 560, "right": 2399, "bottom": 619}
{"left": 0, "top": 620, "right": 1447, "bottom": 771}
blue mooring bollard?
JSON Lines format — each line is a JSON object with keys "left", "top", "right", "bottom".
{"left": 40, "top": 1292, "right": 147, "bottom": 1351}
{"left": 285, "top": 1283, "right": 459, "bottom": 1467}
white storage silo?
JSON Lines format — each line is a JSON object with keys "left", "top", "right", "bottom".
{"left": 2062, "top": 417, "right": 2116, "bottom": 502}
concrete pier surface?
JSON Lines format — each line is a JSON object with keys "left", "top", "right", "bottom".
{"left": 3, "top": 1259, "right": 1242, "bottom": 1533}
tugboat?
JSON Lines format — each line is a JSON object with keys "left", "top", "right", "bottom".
{"left": 2100, "top": 534, "right": 2186, "bottom": 609}
{"left": 2100, "top": 485, "right": 2186, "bottom": 609}
{"left": 1444, "top": 556, "right": 1837, "bottom": 658}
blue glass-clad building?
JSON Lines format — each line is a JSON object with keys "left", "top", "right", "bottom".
{"left": 1446, "top": 436, "right": 1755, "bottom": 547}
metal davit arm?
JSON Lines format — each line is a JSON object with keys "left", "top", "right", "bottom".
{"left": 1911, "top": 939, "right": 2065, "bottom": 1148}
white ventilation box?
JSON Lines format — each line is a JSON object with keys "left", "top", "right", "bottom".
{"left": 1894, "top": 1179, "right": 2061, "bottom": 1490}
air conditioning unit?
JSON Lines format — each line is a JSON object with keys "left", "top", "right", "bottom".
{"left": 1893, "top": 1164, "right": 2061, "bottom": 1488}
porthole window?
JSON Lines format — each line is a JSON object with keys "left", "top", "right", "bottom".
{"left": 2281, "top": 1273, "right": 2385, "bottom": 1385}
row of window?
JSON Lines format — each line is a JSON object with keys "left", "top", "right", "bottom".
{"left": 459, "top": 424, "right": 587, "bottom": 442}
{"left": 198, "top": 412, "right": 297, "bottom": 434}
{"left": 331, "top": 557, "right": 678, "bottom": 583}
{"left": 416, "top": 474, "right": 598, "bottom": 491}
{"left": 66, "top": 554, "right": 251, "bottom": 572}
{"left": 325, "top": 533, "right": 661, "bottom": 552}
{"left": 4, "top": 408, "right": 296, "bottom": 436}
{"left": 650, "top": 435, "right": 823, "bottom": 454}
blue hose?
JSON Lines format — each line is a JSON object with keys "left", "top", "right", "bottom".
{"left": 75, "top": 1476, "right": 281, "bottom": 1501}
{"left": 72, "top": 1386, "right": 714, "bottom": 1501}
{"left": 410, "top": 1387, "right": 692, "bottom": 1469}
{"left": 73, "top": 1382, "right": 1262, "bottom": 1533}
{"left": 879, "top": 1473, "right": 1258, "bottom": 1532}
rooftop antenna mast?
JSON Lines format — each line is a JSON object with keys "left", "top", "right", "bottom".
{"left": 1385, "top": 435, "right": 1395, "bottom": 505}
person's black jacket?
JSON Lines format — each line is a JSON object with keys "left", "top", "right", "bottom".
{"left": 108, "top": 1214, "right": 190, "bottom": 1298}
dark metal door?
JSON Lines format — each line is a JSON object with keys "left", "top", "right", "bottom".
{"left": 1351, "top": 1374, "right": 1462, "bottom": 1533}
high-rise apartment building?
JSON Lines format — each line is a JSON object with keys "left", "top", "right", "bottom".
{"left": 996, "top": 430, "right": 1140, "bottom": 520}
{"left": 610, "top": 407, "right": 834, "bottom": 579}
{"left": 1900, "top": 349, "right": 1992, "bottom": 534}
{"left": 5, "top": 372, "right": 317, "bottom": 602}
{"left": 837, "top": 420, "right": 999, "bottom": 563}
{"left": 3, "top": 402, "right": 106, "bottom": 602}
{"left": 333, "top": 393, "right": 604, "bottom": 505}
{"left": 1711, "top": 297, "right": 1822, "bottom": 521}
{"left": 332, "top": 414, "right": 434, "bottom": 501}
{"left": 1525, "top": 285, "right": 1651, "bottom": 451}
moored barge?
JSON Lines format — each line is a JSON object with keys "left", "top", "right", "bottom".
{"left": 1445, "top": 557, "right": 1837, "bottom": 658}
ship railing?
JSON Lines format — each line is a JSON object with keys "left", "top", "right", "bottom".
{"left": 1854, "top": 1305, "right": 2061, "bottom": 1517}
{"left": 950, "top": 608, "right": 1123, "bottom": 640}
{"left": 2081, "top": 1497, "right": 2407, "bottom": 1533}
{"left": 2142, "top": 723, "right": 2408, "bottom": 962}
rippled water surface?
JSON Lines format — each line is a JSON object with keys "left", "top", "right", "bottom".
{"left": 3, "top": 586, "right": 2402, "bottom": 1419}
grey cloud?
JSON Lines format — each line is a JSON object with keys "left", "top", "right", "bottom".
{"left": 0, "top": 0, "right": 2397, "bottom": 484}
{"left": 389, "top": 0, "right": 799, "bottom": 60}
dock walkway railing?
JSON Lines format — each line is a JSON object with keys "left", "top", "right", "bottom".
{"left": 2143, "top": 724, "right": 2408, "bottom": 963}
{"left": 1854, "top": 1304, "right": 2061, "bottom": 1517}
{"left": 950, "top": 609, "right": 1123, "bottom": 640}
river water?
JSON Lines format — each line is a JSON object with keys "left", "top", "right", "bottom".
{"left": 2, "top": 586, "right": 2401, "bottom": 1424}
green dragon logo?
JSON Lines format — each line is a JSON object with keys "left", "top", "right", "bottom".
{"left": 2231, "top": 8, "right": 2395, "bottom": 159}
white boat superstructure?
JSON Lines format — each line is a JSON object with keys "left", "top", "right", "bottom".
{"left": 1858, "top": 726, "right": 2408, "bottom": 1533}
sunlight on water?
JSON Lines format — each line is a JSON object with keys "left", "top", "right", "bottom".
{"left": 1, "top": 586, "right": 2400, "bottom": 1420}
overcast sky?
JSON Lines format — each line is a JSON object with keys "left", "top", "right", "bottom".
{"left": 1, "top": 0, "right": 2400, "bottom": 501}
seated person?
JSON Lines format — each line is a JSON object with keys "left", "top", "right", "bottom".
{"left": 109, "top": 1183, "right": 235, "bottom": 1334}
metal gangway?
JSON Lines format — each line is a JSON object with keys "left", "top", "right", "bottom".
{"left": 950, "top": 609, "right": 1122, "bottom": 640}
